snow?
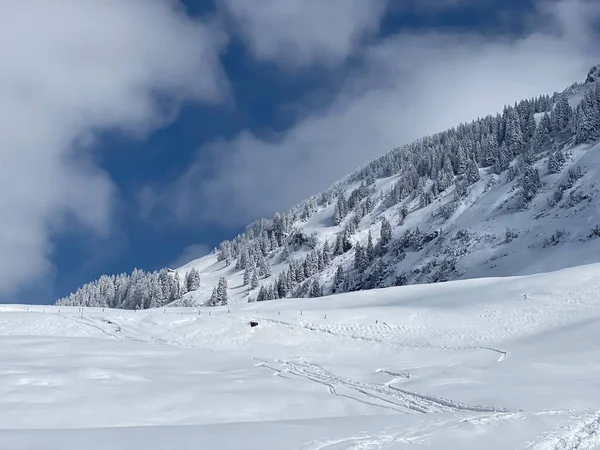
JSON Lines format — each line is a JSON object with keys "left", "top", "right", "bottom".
{"left": 174, "top": 135, "right": 600, "bottom": 309}
{"left": 5, "top": 263, "right": 600, "bottom": 448}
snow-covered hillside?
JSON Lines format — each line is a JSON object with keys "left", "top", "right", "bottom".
{"left": 7, "top": 263, "right": 600, "bottom": 448}
{"left": 57, "top": 65, "right": 600, "bottom": 312}
{"left": 174, "top": 91, "right": 600, "bottom": 309}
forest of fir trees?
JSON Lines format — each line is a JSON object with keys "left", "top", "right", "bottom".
{"left": 58, "top": 65, "right": 600, "bottom": 309}
{"left": 56, "top": 267, "right": 201, "bottom": 309}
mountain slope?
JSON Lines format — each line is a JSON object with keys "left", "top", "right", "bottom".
{"left": 58, "top": 65, "right": 600, "bottom": 309}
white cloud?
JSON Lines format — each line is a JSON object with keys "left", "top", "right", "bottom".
{"left": 169, "top": 0, "right": 600, "bottom": 226}
{"left": 0, "top": 1, "right": 227, "bottom": 296}
{"left": 170, "top": 244, "right": 211, "bottom": 269}
{"left": 219, "top": 0, "right": 387, "bottom": 68}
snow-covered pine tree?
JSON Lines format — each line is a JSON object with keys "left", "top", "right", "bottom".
{"left": 342, "top": 230, "right": 353, "bottom": 252}
{"left": 455, "top": 146, "right": 468, "bottom": 175}
{"left": 366, "top": 230, "right": 375, "bottom": 262}
{"left": 256, "top": 285, "right": 266, "bottom": 302}
{"left": 332, "top": 195, "right": 347, "bottom": 225}
{"left": 317, "top": 251, "right": 324, "bottom": 271}
{"left": 575, "top": 99, "right": 598, "bottom": 143}
{"left": 209, "top": 287, "right": 218, "bottom": 307}
{"left": 380, "top": 217, "right": 392, "bottom": 252}
{"left": 333, "top": 265, "right": 345, "bottom": 293}
{"left": 518, "top": 165, "right": 542, "bottom": 209}
{"left": 277, "top": 271, "right": 288, "bottom": 298}
{"left": 548, "top": 150, "right": 565, "bottom": 174}
{"left": 354, "top": 243, "right": 364, "bottom": 270}
{"left": 216, "top": 276, "right": 228, "bottom": 306}
{"left": 505, "top": 107, "right": 524, "bottom": 156}
{"left": 270, "top": 232, "right": 278, "bottom": 251}
{"left": 322, "top": 240, "right": 331, "bottom": 266}
{"left": 251, "top": 270, "right": 259, "bottom": 289}
{"left": 532, "top": 114, "right": 551, "bottom": 153}
{"left": 186, "top": 268, "right": 201, "bottom": 292}
{"left": 334, "top": 234, "right": 345, "bottom": 256}
{"left": 243, "top": 262, "right": 253, "bottom": 286}
{"left": 309, "top": 279, "right": 322, "bottom": 298}
{"left": 465, "top": 157, "right": 480, "bottom": 185}
{"left": 398, "top": 205, "right": 408, "bottom": 226}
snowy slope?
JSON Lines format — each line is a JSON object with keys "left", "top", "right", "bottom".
{"left": 54, "top": 65, "right": 600, "bottom": 311}
{"left": 175, "top": 138, "right": 600, "bottom": 307}
{"left": 167, "top": 69, "right": 600, "bottom": 309}
{"left": 6, "top": 263, "right": 600, "bottom": 448}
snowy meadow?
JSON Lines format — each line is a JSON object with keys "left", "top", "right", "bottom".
{"left": 3, "top": 263, "right": 600, "bottom": 448}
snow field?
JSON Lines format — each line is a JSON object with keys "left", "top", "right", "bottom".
{"left": 4, "top": 263, "right": 600, "bottom": 448}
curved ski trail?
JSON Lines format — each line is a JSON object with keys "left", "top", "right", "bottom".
{"left": 279, "top": 360, "right": 507, "bottom": 415}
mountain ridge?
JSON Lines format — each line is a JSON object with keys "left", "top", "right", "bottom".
{"left": 57, "top": 65, "right": 600, "bottom": 309}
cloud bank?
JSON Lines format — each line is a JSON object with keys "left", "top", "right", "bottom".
{"left": 218, "top": 0, "right": 387, "bottom": 69}
{"left": 0, "top": 1, "right": 226, "bottom": 295}
{"left": 170, "top": 0, "right": 600, "bottom": 225}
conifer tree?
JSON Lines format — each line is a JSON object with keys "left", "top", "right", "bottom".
{"left": 209, "top": 287, "right": 219, "bottom": 307}
{"left": 243, "top": 263, "right": 252, "bottom": 286}
{"left": 354, "top": 243, "right": 364, "bottom": 270}
{"left": 185, "top": 268, "right": 201, "bottom": 292}
{"left": 309, "top": 279, "right": 322, "bottom": 298}
{"left": 366, "top": 230, "right": 375, "bottom": 262}
{"left": 465, "top": 157, "right": 480, "bottom": 185}
{"left": 322, "top": 240, "right": 331, "bottom": 266}
{"left": 216, "top": 276, "right": 228, "bottom": 306}
{"left": 333, "top": 265, "right": 345, "bottom": 293}
{"left": 518, "top": 166, "right": 542, "bottom": 209}
{"left": 380, "top": 218, "right": 392, "bottom": 251}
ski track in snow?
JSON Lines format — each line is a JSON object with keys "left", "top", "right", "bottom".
{"left": 9, "top": 265, "right": 600, "bottom": 450}
{"left": 62, "top": 310, "right": 511, "bottom": 419}
{"left": 268, "top": 360, "right": 509, "bottom": 415}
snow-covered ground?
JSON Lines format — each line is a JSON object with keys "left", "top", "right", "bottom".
{"left": 4, "top": 263, "right": 600, "bottom": 448}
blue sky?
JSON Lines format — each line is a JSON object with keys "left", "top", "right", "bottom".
{"left": 1, "top": 0, "right": 598, "bottom": 304}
